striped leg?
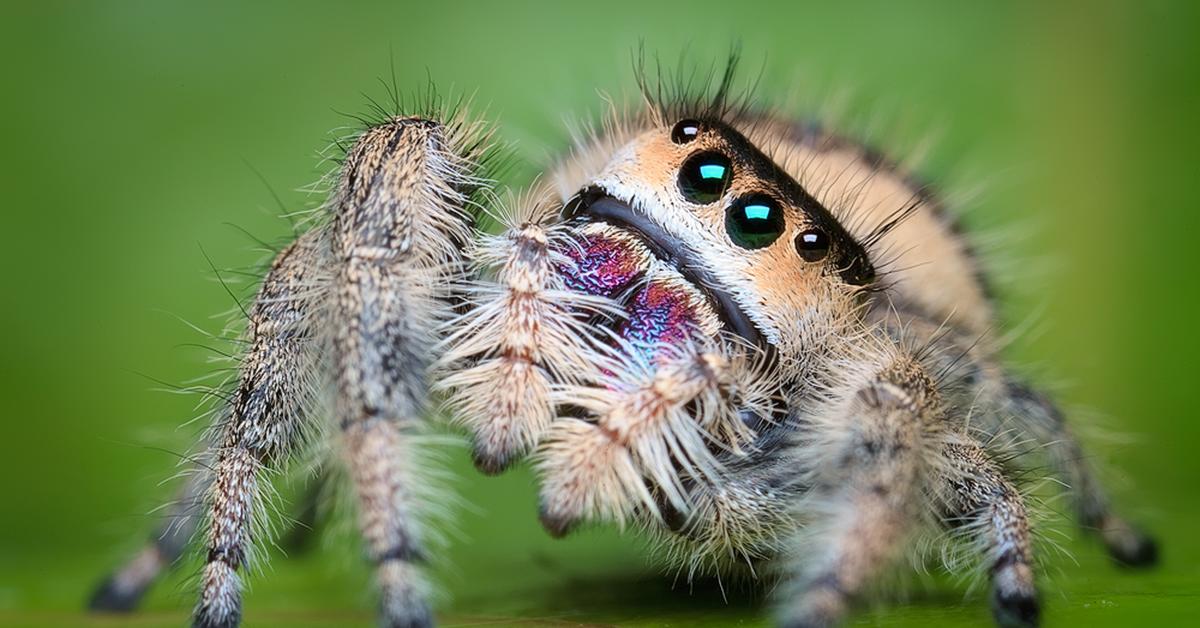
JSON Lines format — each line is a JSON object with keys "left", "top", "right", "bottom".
{"left": 327, "top": 115, "right": 490, "bottom": 627}
{"left": 194, "top": 231, "right": 325, "bottom": 628}
{"left": 89, "top": 469, "right": 208, "bottom": 611}
{"left": 780, "top": 365, "right": 934, "bottom": 628}
{"left": 91, "top": 461, "right": 329, "bottom": 613}
{"left": 343, "top": 418, "right": 431, "bottom": 628}
{"left": 998, "top": 380, "right": 1156, "bottom": 567}
{"left": 874, "top": 303, "right": 1156, "bottom": 571}
{"left": 939, "top": 441, "right": 1039, "bottom": 627}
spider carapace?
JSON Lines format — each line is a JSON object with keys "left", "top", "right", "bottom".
{"left": 90, "top": 66, "right": 1157, "bottom": 628}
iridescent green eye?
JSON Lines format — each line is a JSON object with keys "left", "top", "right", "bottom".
{"left": 678, "top": 151, "right": 733, "bottom": 204}
{"left": 726, "top": 193, "right": 785, "bottom": 249}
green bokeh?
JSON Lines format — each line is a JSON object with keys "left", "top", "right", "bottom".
{"left": 1, "top": 1, "right": 1197, "bottom": 626}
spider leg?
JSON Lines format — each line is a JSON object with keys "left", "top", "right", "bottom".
{"left": 97, "top": 113, "right": 489, "bottom": 628}
{"left": 872, "top": 303, "right": 1157, "bottom": 568}
{"left": 89, "top": 468, "right": 208, "bottom": 611}
{"left": 90, "top": 461, "right": 328, "bottom": 614}
{"left": 779, "top": 360, "right": 936, "bottom": 628}
{"left": 995, "top": 379, "right": 1157, "bottom": 567}
{"left": 328, "top": 115, "right": 490, "bottom": 628}
{"left": 341, "top": 417, "right": 431, "bottom": 628}
{"left": 937, "top": 439, "right": 1039, "bottom": 628}
{"left": 191, "top": 229, "right": 327, "bottom": 628}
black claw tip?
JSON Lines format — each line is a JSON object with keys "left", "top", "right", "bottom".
{"left": 1110, "top": 532, "right": 1159, "bottom": 568}
{"left": 992, "top": 589, "right": 1040, "bottom": 628}
{"left": 193, "top": 607, "right": 241, "bottom": 628}
{"left": 537, "top": 507, "right": 576, "bottom": 538}
{"left": 87, "top": 576, "right": 144, "bottom": 612}
{"left": 192, "top": 616, "right": 240, "bottom": 628}
{"left": 471, "top": 447, "right": 514, "bottom": 476}
{"left": 385, "top": 610, "right": 434, "bottom": 628}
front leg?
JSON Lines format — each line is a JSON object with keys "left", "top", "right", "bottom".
{"left": 342, "top": 418, "right": 432, "bottom": 628}
{"left": 329, "top": 114, "right": 492, "bottom": 627}
{"left": 780, "top": 360, "right": 938, "bottom": 628}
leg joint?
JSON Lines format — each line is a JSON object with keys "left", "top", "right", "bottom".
{"left": 206, "top": 545, "right": 245, "bottom": 569}
{"left": 374, "top": 539, "right": 426, "bottom": 565}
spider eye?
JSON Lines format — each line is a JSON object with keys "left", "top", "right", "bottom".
{"left": 671, "top": 119, "right": 701, "bottom": 144}
{"left": 726, "top": 193, "right": 785, "bottom": 249}
{"left": 679, "top": 151, "right": 732, "bottom": 204}
{"left": 795, "top": 228, "right": 831, "bottom": 261}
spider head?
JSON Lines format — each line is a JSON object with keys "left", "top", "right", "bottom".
{"left": 562, "top": 118, "right": 875, "bottom": 359}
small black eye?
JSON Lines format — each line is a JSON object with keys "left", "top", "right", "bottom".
{"left": 726, "top": 193, "right": 785, "bottom": 249}
{"left": 671, "top": 119, "right": 701, "bottom": 144}
{"left": 679, "top": 151, "right": 733, "bottom": 204}
{"left": 795, "top": 228, "right": 831, "bottom": 261}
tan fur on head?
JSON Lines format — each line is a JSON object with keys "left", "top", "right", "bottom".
{"left": 569, "top": 120, "right": 866, "bottom": 356}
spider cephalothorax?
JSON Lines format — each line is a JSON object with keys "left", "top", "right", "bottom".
{"left": 91, "top": 63, "right": 1157, "bottom": 628}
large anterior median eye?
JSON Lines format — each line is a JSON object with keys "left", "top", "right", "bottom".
{"left": 678, "top": 151, "right": 733, "bottom": 204}
{"left": 726, "top": 193, "right": 785, "bottom": 249}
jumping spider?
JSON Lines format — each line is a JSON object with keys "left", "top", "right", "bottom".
{"left": 90, "top": 64, "right": 1157, "bottom": 627}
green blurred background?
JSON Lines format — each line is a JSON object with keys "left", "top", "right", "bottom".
{"left": 1, "top": 1, "right": 1197, "bottom": 626}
